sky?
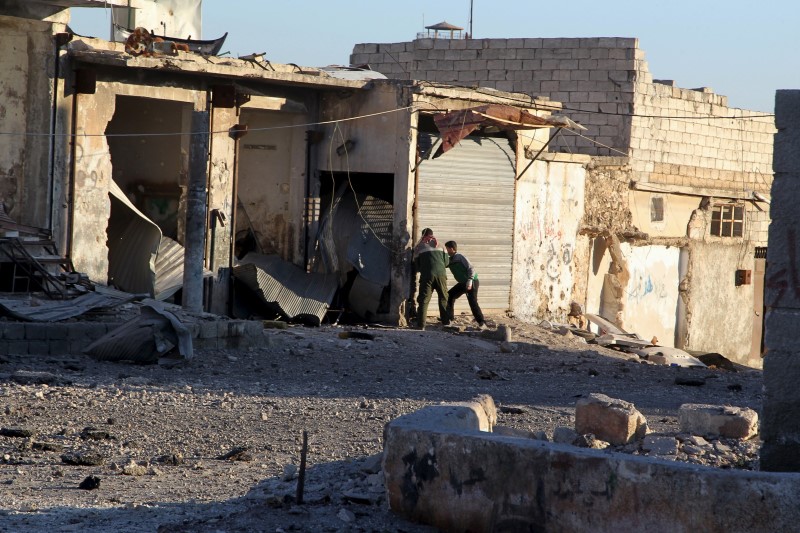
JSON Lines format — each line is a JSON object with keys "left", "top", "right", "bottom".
{"left": 68, "top": 0, "right": 800, "bottom": 113}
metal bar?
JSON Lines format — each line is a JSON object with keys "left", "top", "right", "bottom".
{"left": 516, "top": 127, "right": 562, "bottom": 180}
{"left": 296, "top": 430, "right": 308, "bottom": 504}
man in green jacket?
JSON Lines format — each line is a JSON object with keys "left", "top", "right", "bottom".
{"left": 413, "top": 228, "right": 449, "bottom": 330}
{"left": 445, "top": 240, "right": 486, "bottom": 329}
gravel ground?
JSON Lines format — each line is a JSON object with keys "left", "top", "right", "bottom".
{"left": 0, "top": 313, "right": 762, "bottom": 532}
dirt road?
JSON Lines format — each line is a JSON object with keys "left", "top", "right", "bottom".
{"left": 0, "top": 315, "right": 762, "bottom": 532}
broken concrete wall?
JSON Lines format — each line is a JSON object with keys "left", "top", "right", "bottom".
{"left": 512, "top": 153, "right": 589, "bottom": 322}
{"left": 586, "top": 240, "right": 681, "bottom": 346}
{"left": 318, "top": 82, "right": 415, "bottom": 323}
{"left": 0, "top": 16, "right": 58, "bottom": 228}
{"left": 762, "top": 90, "right": 800, "bottom": 471}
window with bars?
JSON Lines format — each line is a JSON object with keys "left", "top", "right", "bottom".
{"left": 710, "top": 203, "right": 744, "bottom": 237}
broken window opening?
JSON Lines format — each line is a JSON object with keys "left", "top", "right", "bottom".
{"left": 710, "top": 203, "right": 744, "bottom": 238}
{"left": 650, "top": 196, "right": 664, "bottom": 223}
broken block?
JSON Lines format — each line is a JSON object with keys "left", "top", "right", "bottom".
{"left": 678, "top": 404, "right": 759, "bottom": 440}
{"left": 575, "top": 393, "right": 648, "bottom": 445}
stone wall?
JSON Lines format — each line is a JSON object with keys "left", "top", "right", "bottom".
{"left": 762, "top": 90, "right": 800, "bottom": 471}
{"left": 351, "top": 37, "right": 775, "bottom": 193}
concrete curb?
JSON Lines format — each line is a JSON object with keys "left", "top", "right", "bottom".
{"left": 384, "top": 403, "right": 800, "bottom": 532}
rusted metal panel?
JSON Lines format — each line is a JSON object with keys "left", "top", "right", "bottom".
{"left": 416, "top": 134, "right": 515, "bottom": 312}
{"left": 233, "top": 253, "right": 337, "bottom": 326}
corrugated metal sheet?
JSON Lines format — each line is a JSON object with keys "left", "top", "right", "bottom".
{"left": 233, "top": 253, "right": 338, "bottom": 326}
{"left": 154, "top": 236, "right": 186, "bottom": 301}
{"left": 0, "top": 287, "right": 139, "bottom": 322}
{"left": 417, "top": 134, "right": 516, "bottom": 312}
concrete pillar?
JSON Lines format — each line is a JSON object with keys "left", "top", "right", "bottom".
{"left": 183, "top": 110, "right": 209, "bottom": 312}
{"left": 762, "top": 90, "right": 800, "bottom": 471}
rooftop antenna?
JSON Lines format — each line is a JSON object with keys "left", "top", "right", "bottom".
{"left": 469, "top": 0, "right": 473, "bottom": 38}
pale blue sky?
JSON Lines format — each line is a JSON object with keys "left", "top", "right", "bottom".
{"left": 69, "top": 0, "right": 799, "bottom": 113}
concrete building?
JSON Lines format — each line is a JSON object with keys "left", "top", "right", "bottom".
{"left": 352, "top": 36, "right": 776, "bottom": 366}
{"left": 0, "top": 3, "right": 588, "bottom": 328}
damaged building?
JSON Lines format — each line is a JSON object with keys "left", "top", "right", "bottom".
{"left": 352, "top": 34, "right": 776, "bottom": 366}
{"left": 0, "top": 1, "right": 589, "bottom": 331}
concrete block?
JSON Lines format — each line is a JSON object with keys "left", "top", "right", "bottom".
{"left": 24, "top": 323, "right": 49, "bottom": 340}
{"left": 678, "top": 403, "right": 758, "bottom": 440}
{"left": 47, "top": 324, "right": 68, "bottom": 340}
{"left": 384, "top": 402, "right": 800, "bottom": 531}
{"left": 227, "top": 320, "right": 246, "bottom": 337}
{"left": 3, "top": 324, "right": 24, "bottom": 340}
{"left": 575, "top": 393, "right": 648, "bottom": 445}
{"left": 523, "top": 38, "right": 542, "bottom": 48}
{"left": 8, "top": 341, "right": 28, "bottom": 355}
{"left": 28, "top": 341, "right": 49, "bottom": 355}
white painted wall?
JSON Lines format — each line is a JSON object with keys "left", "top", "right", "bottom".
{"left": 512, "top": 155, "right": 586, "bottom": 322}
{"left": 586, "top": 242, "right": 681, "bottom": 346}
{"left": 113, "top": 0, "right": 201, "bottom": 39}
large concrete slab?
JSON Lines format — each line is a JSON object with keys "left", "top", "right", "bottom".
{"left": 384, "top": 402, "right": 800, "bottom": 532}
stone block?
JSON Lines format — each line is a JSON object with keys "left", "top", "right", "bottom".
{"left": 8, "top": 341, "right": 28, "bottom": 355}
{"left": 3, "top": 324, "right": 24, "bottom": 340}
{"left": 575, "top": 393, "right": 648, "bottom": 445}
{"left": 24, "top": 323, "right": 49, "bottom": 340}
{"left": 678, "top": 403, "right": 758, "bottom": 440}
{"left": 28, "top": 341, "right": 49, "bottom": 355}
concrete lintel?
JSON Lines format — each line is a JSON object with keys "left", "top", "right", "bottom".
{"left": 632, "top": 180, "right": 769, "bottom": 201}
{"left": 538, "top": 152, "right": 592, "bottom": 165}
{"left": 412, "top": 83, "right": 559, "bottom": 112}
{"left": 384, "top": 403, "right": 800, "bottom": 532}
{"left": 68, "top": 46, "right": 372, "bottom": 91}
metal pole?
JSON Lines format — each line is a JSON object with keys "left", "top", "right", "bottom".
{"left": 183, "top": 110, "right": 209, "bottom": 312}
{"left": 469, "top": 0, "right": 474, "bottom": 38}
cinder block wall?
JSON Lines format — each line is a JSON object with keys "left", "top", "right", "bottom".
{"left": 762, "top": 90, "right": 800, "bottom": 471}
{"left": 351, "top": 37, "right": 775, "bottom": 191}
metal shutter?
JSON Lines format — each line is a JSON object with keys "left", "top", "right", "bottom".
{"left": 416, "top": 134, "right": 516, "bottom": 313}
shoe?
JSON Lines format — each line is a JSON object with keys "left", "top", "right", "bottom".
{"left": 478, "top": 323, "right": 489, "bottom": 331}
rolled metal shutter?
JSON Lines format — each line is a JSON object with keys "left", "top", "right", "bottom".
{"left": 416, "top": 134, "right": 516, "bottom": 313}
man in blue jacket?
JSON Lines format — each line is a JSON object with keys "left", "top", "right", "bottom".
{"left": 445, "top": 240, "right": 486, "bottom": 329}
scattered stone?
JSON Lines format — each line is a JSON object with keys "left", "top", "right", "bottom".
{"left": 32, "top": 442, "right": 64, "bottom": 452}
{"left": 217, "top": 446, "right": 253, "bottom": 462}
{"left": 338, "top": 331, "right": 375, "bottom": 341}
{"left": 499, "top": 405, "right": 527, "bottom": 415}
{"left": 481, "top": 324, "right": 512, "bottom": 342}
{"left": 61, "top": 451, "right": 106, "bottom": 466}
{"left": 642, "top": 435, "right": 679, "bottom": 456}
{"left": 122, "top": 462, "right": 148, "bottom": 476}
{"left": 263, "top": 320, "right": 288, "bottom": 330}
{"left": 337, "top": 508, "right": 356, "bottom": 523}
{"left": 154, "top": 453, "right": 184, "bottom": 466}
{"left": 679, "top": 404, "right": 759, "bottom": 440}
{"left": 81, "top": 427, "right": 115, "bottom": 441}
{"left": 282, "top": 464, "right": 298, "bottom": 481}
{"left": 575, "top": 433, "right": 609, "bottom": 449}
{"left": 675, "top": 376, "right": 706, "bottom": 386}
{"left": 727, "top": 383, "right": 743, "bottom": 392}
{"left": 575, "top": 393, "right": 648, "bottom": 446}
{"left": 552, "top": 426, "right": 578, "bottom": 445}
{"left": 78, "top": 476, "right": 101, "bottom": 491}
{"left": 10, "top": 370, "right": 64, "bottom": 386}
{"left": 499, "top": 341, "right": 515, "bottom": 353}
{"left": 697, "top": 352, "right": 737, "bottom": 371}
{"left": 0, "top": 427, "right": 35, "bottom": 438}
{"left": 342, "top": 490, "right": 378, "bottom": 505}
{"left": 359, "top": 453, "right": 383, "bottom": 475}
{"left": 475, "top": 368, "right": 501, "bottom": 380}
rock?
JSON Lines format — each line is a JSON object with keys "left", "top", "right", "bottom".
{"left": 217, "top": 447, "right": 253, "bottom": 462}
{"left": 553, "top": 426, "right": 578, "bottom": 445}
{"left": 575, "top": 393, "right": 648, "bottom": 446}
{"left": 499, "top": 341, "right": 515, "bottom": 353}
{"left": 678, "top": 404, "right": 759, "bottom": 440}
{"left": 642, "top": 435, "right": 679, "bottom": 456}
{"left": 0, "top": 427, "right": 35, "bottom": 438}
{"left": 122, "top": 462, "right": 148, "bottom": 476}
{"left": 32, "top": 442, "right": 64, "bottom": 452}
{"left": 78, "top": 475, "right": 101, "bottom": 490}
{"left": 263, "top": 320, "right": 288, "bottom": 329}
{"left": 575, "top": 433, "right": 610, "bottom": 449}
{"left": 62, "top": 451, "right": 105, "bottom": 466}
{"left": 282, "top": 464, "right": 298, "bottom": 481}
{"left": 359, "top": 452, "right": 383, "bottom": 474}
{"left": 81, "top": 427, "right": 115, "bottom": 441}
{"left": 337, "top": 508, "right": 356, "bottom": 523}
{"left": 481, "top": 324, "right": 512, "bottom": 342}
{"left": 675, "top": 376, "right": 706, "bottom": 386}
{"left": 11, "top": 370, "right": 64, "bottom": 386}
